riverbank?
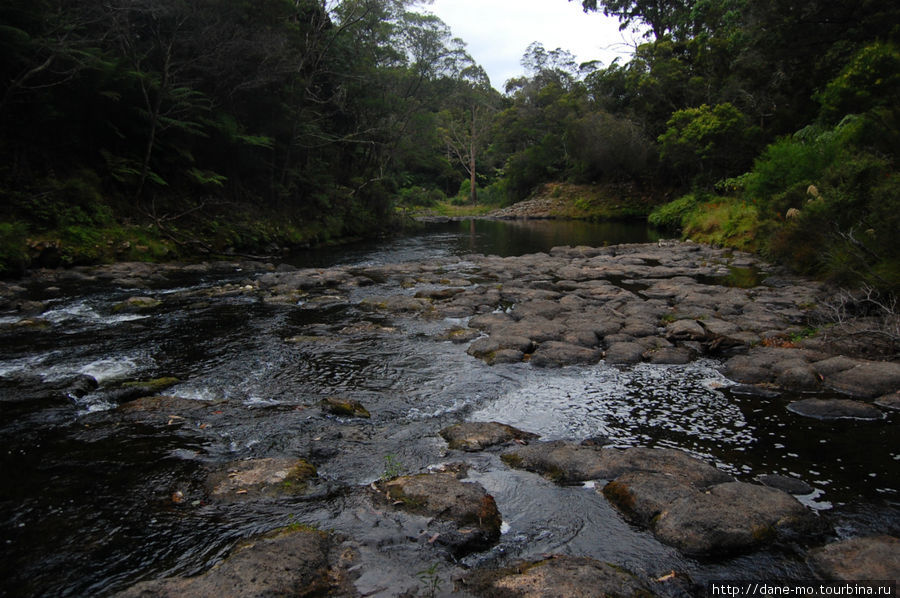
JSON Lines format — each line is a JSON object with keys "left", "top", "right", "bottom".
{"left": 1, "top": 239, "right": 897, "bottom": 596}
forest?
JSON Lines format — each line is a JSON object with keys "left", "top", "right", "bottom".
{"left": 1, "top": 0, "right": 898, "bottom": 294}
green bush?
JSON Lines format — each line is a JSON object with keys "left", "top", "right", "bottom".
{"left": 648, "top": 193, "right": 705, "bottom": 229}
{"left": 0, "top": 221, "right": 29, "bottom": 275}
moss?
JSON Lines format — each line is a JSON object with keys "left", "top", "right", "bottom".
{"left": 601, "top": 480, "right": 637, "bottom": 516}
{"left": 320, "top": 397, "right": 371, "bottom": 418}
{"left": 500, "top": 453, "right": 523, "bottom": 468}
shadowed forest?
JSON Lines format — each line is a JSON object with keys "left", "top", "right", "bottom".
{"left": 1, "top": 0, "right": 898, "bottom": 293}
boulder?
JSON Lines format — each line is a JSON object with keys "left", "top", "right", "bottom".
{"left": 786, "top": 398, "right": 885, "bottom": 421}
{"left": 530, "top": 341, "right": 601, "bottom": 368}
{"left": 467, "top": 335, "right": 533, "bottom": 361}
{"left": 373, "top": 473, "right": 501, "bottom": 556}
{"left": 757, "top": 474, "right": 814, "bottom": 495}
{"left": 808, "top": 536, "right": 900, "bottom": 583}
{"left": 604, "top": 342, "right": 646, "bottom": 365}
{"left": 666, "top": 319, "right": 707, "bottom": 342}
{"left": 113, "top": 528, "right": 352, "bottom": 598}
{"left": 875, "top": 391, "right": 900, "bottom": 411}
{"left": 653, "top": 482, "right": 822, "bottom": 556}
{"left": 461, "top": 555, "right": 651, "bottom": 598}
{"left": 602, "top": 471, "right": 698, "bottom": 526}
{"left": 825, "top": 361, "right": 900, "bottom": 399}
{"left": 440, "top": 421, "right": 539, "bottom": 451}
{"left": 647, "top": 346, "right": 694, "bottom": 365}
{"left": 206, "top": 457, "right": 318, "bottom": 501}
{"left": 113, "top": 296, "right": 162, "bottom": 312}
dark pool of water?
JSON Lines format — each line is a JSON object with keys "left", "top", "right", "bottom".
{"left": 0, "top": 220, "right": 896, "bottom": 598}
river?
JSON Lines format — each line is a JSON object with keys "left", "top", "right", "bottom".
{"left": 0, "top": 219, "right": 896, "bottom": 597}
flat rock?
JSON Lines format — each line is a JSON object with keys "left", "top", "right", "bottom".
{"left": 530, "top": 341, "right": 601, "bottom": 367}
{"left": 206, "top": 457, "right": 318, "bottom": 500}
{"left": 502, "top": 443, "right": 731, "bottom": 486}
{"left": 786, "top": 398, "right": 885, "bottom": 421}
{"left": 605, "top": 342, "right": 646, "bottom": 365}
{"left": 666, "top": 319, "right": 707, "bottom": 341}
{"left": 373, "top": 473, "right": 501, "bottom": 556}
{"left": 647, "top": 346, "right": 694, "bottom": 364}
{"left": 461, "top": 555, "right": 651, "bottom": 598}
{"left": 808, "top": 535, "right": 900, "bottom": 582}
{"left": 467, "top": 335, "right": 533, "bottom": 361}
{"left": 825, "top": 361, "right": 900, "bottom": 398}
{"left": 603, "top": 471, "right": 699, "bottom": 526}
{"left": 653, "top": 481, "right": 822, "bottom": 556}
{"left": 876, "top": 391, "right": 900, "bottom": 410}
{"left": 757, "top": 474, "right": 814, "bottom": 495}
{"left": 113, "top": 528, "right": 352, "bottom": 597}
{"left": 440, "top": 421, "right": 539, "bottom": 451}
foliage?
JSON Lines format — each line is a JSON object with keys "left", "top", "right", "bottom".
{"left": 647, "top": 192, "right": 704, "bottom": 228}
{"left": 681, "top": 198, "right": 764, "bottom": 251}
{"left": 0, "top": 222, "right": 28, "bottom": 274}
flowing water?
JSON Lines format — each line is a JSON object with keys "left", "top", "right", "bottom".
{"left": 0, "top": 219, "right": 896, "bottom": 597}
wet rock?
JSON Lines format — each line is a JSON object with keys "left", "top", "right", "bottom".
{"left": 757, "top": 474, "right": 814, "bottom": 495}
{"left": 437, "top": 326, "right": 481, "bottom": 344}
{"left": 501, "top": 441, "right": 608, "bottom": 483}
{"left": 112, "top": 296, "right": 162, "bottom": 312}
{"left": 373, "top": 473, "right": 501, "bottom": 556}
{"left": 360, "top": 295, "right": 431, "bottom": 314}
{"left": 461, "top": 555, "right": 651, "bottom": 598}
{"left": 728, "top": 384, "right": 781, "bottom": 398}
{"left": 113, "top": 527, "right": 354, "bottom": 598}
{"left": 808, "top": 535, "right": 900, "bottom": 582}
{"left": 320, "top": 397, "right": 371, "bottom": 418}
{"left": 603, "top": 471, "right": 698, "bottom": 527}
{"left": 468, "top": 312, "right": 515, "bottom": 332}
{"left": 824, "top": 361, "right": 900, "bottom": 399}
{"left": 414, "top": 287, "right": 466, "bottom": 300}
{"left": 530, "top": 341, "right": 601, "bottom": 368}
{"left": 116, "top": 395, "right": 223, "bottom": 426}
{"left": 646, "top": 346, "right": 694, "bottom": 365}
{"left": 440, "top": 421, "right": 539, "bottom": 451}
{"left": 875, "top": 391, "right": 900, "bottom": 410}
{"left": 605, "top": 342, "right": 646, "bottom": 365}
{"left": 786, "top": 398, "right": 885, "bottom": 421}
{"left": 496, "top": 317, "right": 567, "bottom": 343}
{"left": 467, "top": 335, "right": 533, "bottom": 362}
{"left": 653, "top": 482, "right": 822, "bottom": 556}
{"left": 600, "top": 447, "right": 733, "bottom": 488}
{"left": 502, "top": 443, "right": 731, "bottom": 487}
{"left": 776, "top": 364, "right": 821, "bottom": 391}
{"left": 206, "top": 457, "right": 318, "bottom": 500}
{"left": 118, "top": 377, "right": 180, "bottom": 396}
{"left": 811, "top": 355, "right": 859, "bottom": 377}
{"left": 665, "top": 319, "right": 707, "bottom": 342}
{"left": 66, "top": 374, "right": 99, "bottom": 400}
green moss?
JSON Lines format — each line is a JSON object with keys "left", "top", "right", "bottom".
{"left": 120, "top": 377, "right": 180, "bottom": 392}
{"left": 320, "top": 397, "right": 371, "bottom": 418}
{"left": 500, "top": 453, "right": 523, "bottom": 468}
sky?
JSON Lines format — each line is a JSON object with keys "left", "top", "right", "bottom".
{"left": 422, "top": 0, "right": 641, "bottom": 90}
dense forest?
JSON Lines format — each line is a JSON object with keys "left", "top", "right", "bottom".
{"left": 1, "top": 0, "right": 898, "bottom": 293}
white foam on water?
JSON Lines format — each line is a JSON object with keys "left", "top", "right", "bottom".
{"left": 77, "top": 356, "right": 145, "bottom": 384}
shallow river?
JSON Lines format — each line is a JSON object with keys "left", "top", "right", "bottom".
{"left": 0, "top": 220, "right": 896, "bottom": 597}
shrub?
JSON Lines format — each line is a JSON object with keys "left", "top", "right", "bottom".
{"left": 648, "top": 193, "right": 705, "bottom": 229}
{"left": 0, "top": 221, "right": 29, "bottom": 275}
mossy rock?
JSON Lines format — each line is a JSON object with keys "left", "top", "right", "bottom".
{"left": 320, "top": 397, "right": 370, "bottom": 418}
{"left": 120, "top": 377, "right": 180, "bottom": 393}
{"left": 113, "top": 296, "right": 162, "bottom": 312}
{"left": 207, "top": 457, "right": 319, "bottom": 501}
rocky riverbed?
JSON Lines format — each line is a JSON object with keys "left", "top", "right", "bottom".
{"left": 1, "top": 240, "right": 897, "bottom": 596}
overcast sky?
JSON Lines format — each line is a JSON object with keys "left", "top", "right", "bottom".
{"left": 422, "top": 0, "right": 640, "bottom": 90}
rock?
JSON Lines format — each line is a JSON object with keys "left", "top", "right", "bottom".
{"left": 502, "top": 443, "right": 731, "bottom": 486}
{"left": 653, "top": 481, "right": 822, "bottom": 556}
{"left": 206, "top": 457, "right": 318, "bottom": 500}
{"left": 116, "top": 395, "right": 223, "bottom": 426}
{"left": 808, "top": 536, "right": 900, "bottom": 582}
{"left": 812, "top": 356, "right": 859, "bottom": 377}
{"left": 467, "top": 335, "right": 533, "bottom": 362}
{"left": 437, "top": 326, "right": 481, "bottom": 344}
{"left": 530, "top": 341, "right": 601, "bottom": 367}
{"left": 496, "top": 317, "right": 567, "bottom": 343}
{"left": 757, "top": 474, "right": 814, "bottom": 495}
{"left": 875, "top": 391, "right": 900, "bottom": 410}
{"left": 728, "top": 384, "right": 781, "bottom": 398}
{"left": 118, "top": 377, "right": 180, "bottom": 396}
{"left": 602, "top": 471, "right": 698, "bottom": 526}
{"left": 666, "top": 319, "right": 707, "bottom": 342}
{"left": 786, "top": 398, "right": 885, "bottom": 421}
{"left": 112, "top": 296, "right": 162, "bottom": 312}
{"left": 66, "top": 374, "right": 99, "bottom": 400}
{"left": 501, "top": 441, "right": 609, "bottom": 483}
{"left": 646, "top": 346, "right": 694, "bottom": 364}
{"left": 440, "top": 421, "right": 539, "bottom": 451}
{"left": 461, "top": 555, "right": 651, "bottom": 598}
{"left": 320, "top": 397, "right": 371, "bottom": 418}
{"left": 113, "top": 528, "right": 353, "bottom": 598}
{"left": 604, "top": 342, "right": 646, "bottom": 365}
{"left": 373, "top": 473, "right": 501, "bottom": 556}
{"left": 825, "top": 361, "right": 900, "bottom": 398}
{"left": 776, "top": 365, "right": 821, "bottom": 391}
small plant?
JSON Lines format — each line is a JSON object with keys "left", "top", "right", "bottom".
{"left": 417, "top": 563, "right": 443, "bottom": 597}
{"left": 380, "top": 454, "right": 405, "bottom": 480}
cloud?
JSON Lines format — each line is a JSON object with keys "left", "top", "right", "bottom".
{"left": 424, "top": 0, "right": 638, "bottom": 89}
